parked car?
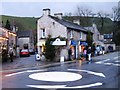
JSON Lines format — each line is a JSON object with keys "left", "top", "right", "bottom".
{"left": 29, "top": 49, "right": 35, "bottom": 54}
{"left": 20, "top": 49, "right": 30, "bottom": 57}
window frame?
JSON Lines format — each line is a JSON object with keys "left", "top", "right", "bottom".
{"left": 80, "top": 31, "right": 82, "bottom": 39}
{"left": 42, "top": 28, "right": 45, "bottom": 38}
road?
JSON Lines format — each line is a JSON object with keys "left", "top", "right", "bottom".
{"left": 1, "top": 52, "right": 120, "bottom": 89}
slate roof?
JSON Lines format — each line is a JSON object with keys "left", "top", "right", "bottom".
{"left": 49, "top": 15, "right": 91, "bottom": 33}
{"left": 17, "top": 30, "right": 32, "bottom": 38}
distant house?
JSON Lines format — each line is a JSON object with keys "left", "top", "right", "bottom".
{"left": 84, "top": 23, "right": 104, "bottom": 46}
{"left": 17, "top": 30, "right": 34, "bottom": 50}
{"left": 103, "top": 33, "right": 116, "bottom": 51}
{"left": 37, "top": 8, "right": 92, "bottom": 59}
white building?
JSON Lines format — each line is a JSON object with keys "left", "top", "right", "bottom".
{"left": 37, "top": 8, "right": 92, "bottom": 60}
{"left": 17, "top": 30, "right": 34, "bottom": 51}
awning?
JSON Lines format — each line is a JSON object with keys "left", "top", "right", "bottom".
{"left": 80, "top": 42, "right": 88, "bottom": 46}
{"left": 71, "top": 40, "right": 78, "bottom": 46}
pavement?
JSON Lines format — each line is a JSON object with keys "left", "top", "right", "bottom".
{"left": 1, "top": 52, "right": 119, "bottom": 71}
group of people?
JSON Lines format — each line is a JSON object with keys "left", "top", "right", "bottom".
{"left": 2, "top": 47, "right": 14, "bottom": 62}
{"left": 68, "top": 44, "right": 105, "bottom": 62}
{"left": 82, "top": 45, "right": 105, "bottom": 61}
{"left": 68, "top": 46, "right": 92, "bottom": 61}
{"left": 82, "top": 46, "right": 92, "bottom": 61}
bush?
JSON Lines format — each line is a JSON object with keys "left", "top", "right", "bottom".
{"left": 44, "top": 37, "right": 55, "bottom": 61}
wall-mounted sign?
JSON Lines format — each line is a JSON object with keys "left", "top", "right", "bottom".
{"left": 52, "top": 38, "right": 66, "bottom": 46}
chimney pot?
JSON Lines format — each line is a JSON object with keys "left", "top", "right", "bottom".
{"left": 43, "top": 8, "right": 50, "bottom": 16}
{"left": 54, "top": 13, "right": 63, "bottom": 19}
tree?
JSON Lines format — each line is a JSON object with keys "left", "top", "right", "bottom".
{"left": 112, "top": 2, "right": 120, "bottom": 45}
{"left": 44, "top": 36, "right": 55, "bottom": 61}
{"left": 97, "top": 11, "right": 110, "bottom": 32}
{"left": 86, "top": 31, "right": 93, "bottom": 47}
{"left": 5, "top": 20, "right": 11, "bottom": 30}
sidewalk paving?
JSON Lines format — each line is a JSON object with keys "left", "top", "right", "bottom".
{"left": 1, "top": 52, "right": 119, "bottom": 71}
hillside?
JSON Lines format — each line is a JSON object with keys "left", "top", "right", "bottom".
{"left": 1, "top": 15, "right": 114, "bottom": 34}
{"left": 1, "top": 15, "right": 38, "bottom": 30}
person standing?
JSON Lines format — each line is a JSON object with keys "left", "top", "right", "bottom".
{"left": 102, "top": 46, "right": 105, "bottom": 55}
{"left": 87, "top": 47, "right": 92, "bottom": 61}
{"left": 83, "top": 47, "right": 87, "bottom": 61}
{"left": 96, "top": 45, "right": 100, "bottom": 55}
{"left": 9, "top": 48, "right": 13, "bottom": 62}
{"left": 68, "top": 48, "right": 72, "bottom": 60}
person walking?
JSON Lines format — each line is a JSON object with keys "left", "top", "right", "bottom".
{"left": 87, "top": 47, "right": 92, "bottom": 62}
{"left": 9, "top": 48, "right": 14, "bottom": 62}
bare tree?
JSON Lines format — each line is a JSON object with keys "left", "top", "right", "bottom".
{"left": 97, "top": 11, "right": 110, "bottom": 31}
{"left": 64, "top": 12, "right": 72, "bottom": 16}
{"left": 75, "top": 6, "right": 93, "bottom": 26}
{"left": 112, "top": 2, "right": 120, "bottom": 45}
{"left": 112, "top": 5, "right": 120, "bottom": 21}
{"left": 76, "top": 6, "right": 92, "bottom": 17}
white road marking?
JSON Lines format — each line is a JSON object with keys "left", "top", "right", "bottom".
{"left": 5, "top": 70, "right": 46, "bottom": 77}
{"left": 68, "top": 69, "right": 105, "bottom": 78}
{"left": 29, "top": 72, "right": 82, "bottom": 82}
{"left": 27, "top": 82, "right": 102, "bottom": 88}
{"left": 95, "top": 59, "right": 110, "bottom": 64}
{"left": 115, "top": 61, "right": 120, "bottom": 63}
{"left": 95, "top": 57, "right": 120, "bottom": 67}
{"left": 113, "top": 56, "right": 120, "bottom": 60}
{"left": 103, "top": 63, "right": 120, "bottom": 67}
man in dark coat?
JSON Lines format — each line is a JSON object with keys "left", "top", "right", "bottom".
{"left": 68, "top": 48, "right": 72, "bottom": 60}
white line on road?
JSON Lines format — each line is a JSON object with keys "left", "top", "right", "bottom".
{"left": 95, "top": 59, "right": 110, "bottom": 64}
{"left": 27, "top": 82, "right": 103, "bottom": 88}
{"left": 68, "top": 69, "right": 106, "bottom": 78}
{"left": 113, "top": 57, "right": 120, "bottom": 60}
{"left": 5, "top": 69, "right": 46, "bottom": 77}
{"left": 115, "top": 61, "right": 120, "bottom": 63}
{"left": 103, "top": 63, "right": 120, "bottom": 67}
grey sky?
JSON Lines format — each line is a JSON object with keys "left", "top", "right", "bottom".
{"left": 1, "top": 1, "right": 118, "bottom": 17}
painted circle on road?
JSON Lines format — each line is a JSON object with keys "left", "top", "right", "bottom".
{"left": 29, "top": 71, "right": 82, "bottom": 82}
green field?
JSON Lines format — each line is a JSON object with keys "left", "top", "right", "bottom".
{"left": 1, "top": 15, "right": 38, "bottom": 30}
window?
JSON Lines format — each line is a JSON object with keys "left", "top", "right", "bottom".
{"left": 42, "top": 28, "right": 45, "bottom": 38}
{"left": 80, "top": 32, "right": 82, "bottom": 39}
{"left": 70, "top": 30, "right": 73, "bottom": 38}
{"left": 97, "top": 34, "right": 99, "bottom": 40}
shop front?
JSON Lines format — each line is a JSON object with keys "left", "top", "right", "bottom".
{"left": 70, "top": 40, "right": 78, "bottom": 59}
{"left": 37, "top": 40, "right": 46, "bottom": 54}
{"left": 0, "top": 27, "right": 17, "bottom": 62}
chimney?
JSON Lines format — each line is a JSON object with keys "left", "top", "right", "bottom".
{"left": 54, "top": 13, "right": 63, "bottom": 19}
{"left": 43, "top": 8, "right": 50, "bottom": 16}
{"left": 73, "top": 19, "right": 80, "bottom": 25}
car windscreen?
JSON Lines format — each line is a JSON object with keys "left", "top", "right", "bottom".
{"left": 21, "top": 50, "right": 28, "bottom": 52}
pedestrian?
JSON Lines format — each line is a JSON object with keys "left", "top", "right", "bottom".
{"left": 87, "top": 47, "right": 92, "bottom": 61}
{"left": 96, "top": 45, "right": 100, "bottom": 55}
{"left": 102, "top": 46, "right": 105, "bottom": 55}
{"left": 83, "top": 47, "right": 87, "bottom": 61}
{"left": 9, "top": 48, "right": 14, "bottom": 62}
{"left": 68, "top": 47, "right": 72, "bottom": 60}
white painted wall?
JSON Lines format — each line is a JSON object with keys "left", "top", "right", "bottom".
{"left": 18, "top": 37, "right": 29, "bottom": 49}
{"left": 37, "top": 16, "right": 67, "bottom": 39}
